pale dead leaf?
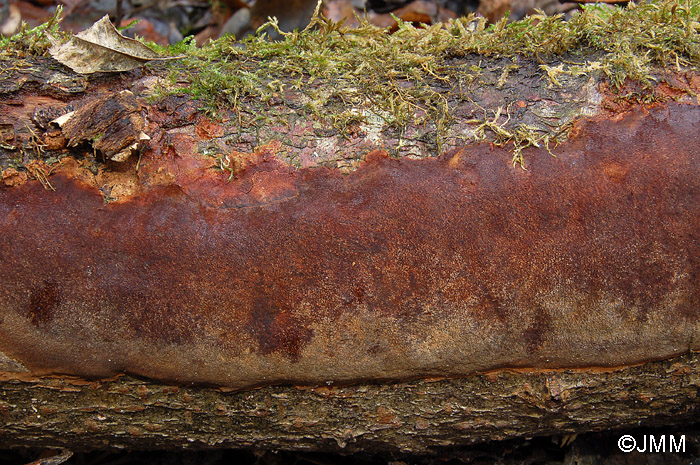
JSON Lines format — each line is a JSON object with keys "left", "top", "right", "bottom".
{"left": 0, "top": 4, "right": 21, "bottom": 37}
{"left": 49, "top": 15, "right": 182, "bottom": 74}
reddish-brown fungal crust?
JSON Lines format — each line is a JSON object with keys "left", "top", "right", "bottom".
{"left": 0, "top": 102, "right": 699, "bottom": 388}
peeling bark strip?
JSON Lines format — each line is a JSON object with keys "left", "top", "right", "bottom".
{"left": 58, "top": 90, "right": 145, "bottom": 162}
{"left": 1, "top": 102, "right": 699, "bottom": 389}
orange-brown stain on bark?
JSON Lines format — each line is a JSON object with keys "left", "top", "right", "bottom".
{"left": 0, "top": 103, "right": 699, "bottom": 388}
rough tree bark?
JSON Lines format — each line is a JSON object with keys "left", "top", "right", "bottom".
{"left": 1, "top": 354, "right": 699, "bottom": 453}
{"left": 1, "top": 34, "right": 700, "bottom": 453}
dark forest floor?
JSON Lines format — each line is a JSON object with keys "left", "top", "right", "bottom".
{"left": 2, "top": 422, "right": 700, "bottom": 465}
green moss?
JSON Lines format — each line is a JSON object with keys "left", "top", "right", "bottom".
{"left": 150, "top": 0, "right": 697, "bottom": 165}
{"left": 8, "top": 0, "right": 700, "bottom": 167}
{"left": 0, "top": 7, "right": 68, "bottom": 57}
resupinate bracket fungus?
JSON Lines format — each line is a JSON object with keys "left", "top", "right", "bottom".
{"left": 1, "top": 102, "right": 698, "bottom": 389}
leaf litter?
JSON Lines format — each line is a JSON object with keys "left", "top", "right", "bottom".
{"left": 48, "top": 15, "right": 183, "bottom": 74}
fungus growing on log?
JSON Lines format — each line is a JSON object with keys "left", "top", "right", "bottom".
{"left": 2, "top": 4, "right": 700, "bottom": 452}
{"left": 1, "top": 102, "right": 698, "bottom": 389}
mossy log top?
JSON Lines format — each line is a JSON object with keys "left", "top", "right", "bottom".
{"left": 1, "top": 1, "right": 700, "bottom": 451}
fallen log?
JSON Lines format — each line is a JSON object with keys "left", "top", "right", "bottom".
{"left": 1, "top": 2, "right": 700, "bottom": 452}
{"left": 0, "top": 354, "right": 699, "bottom": 453}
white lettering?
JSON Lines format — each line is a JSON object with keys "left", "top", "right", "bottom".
{"left": 622, "top": 435, "right": 686, "bottom": 454}
{"left": 670, "top": 435, "right": 686, "bottom": 453}
{"left": 637, "top": 434, "right": 647, "bottom": 453}
{"left": 649, "top": 435, "right": 665, "bottom": 453}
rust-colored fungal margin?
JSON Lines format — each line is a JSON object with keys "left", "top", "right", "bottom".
{"left": 1, "top": 102, "right": 699, "bottom": 389}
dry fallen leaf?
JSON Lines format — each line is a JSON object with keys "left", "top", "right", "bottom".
{"left": 48, "top": 15, "right": 182, "bottom": 74}
{"left": 0, "top": 4, "right": 22, "bottom": 37}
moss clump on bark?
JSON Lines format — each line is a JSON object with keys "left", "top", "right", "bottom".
{"left": 148, "top": 0, "right": 700, "bottom": 165}
{"left": 2, "top": 1, "right": 699, "bottom": 168}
